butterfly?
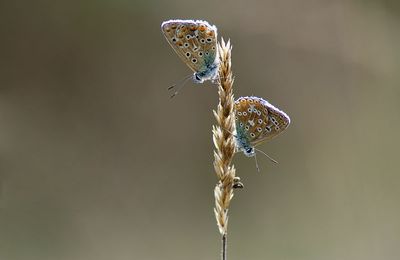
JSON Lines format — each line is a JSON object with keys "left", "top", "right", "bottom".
{"left": 161, "top": 19, "right": 219, "bottom": 97}
{"left": 234, "top": 96, "right": 290, "bottom": 170}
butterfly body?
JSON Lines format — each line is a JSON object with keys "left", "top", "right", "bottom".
{"left": 234, "top": 96, "right": 290, "bottom": 157}
{"left": 161, "top": 19, "right": 219, "bottom": 83}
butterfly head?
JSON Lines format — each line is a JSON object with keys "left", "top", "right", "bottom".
{"left": 193, "top": 61, "right": 219, "bottom": 83}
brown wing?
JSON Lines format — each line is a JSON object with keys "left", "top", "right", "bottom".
{"left": 235, "top": 96, "right": 290, "bottom": 147}
{"left": 161, "top": 19, "right": 218, "bottom": 73}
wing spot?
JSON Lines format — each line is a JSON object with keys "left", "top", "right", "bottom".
{"left": 265, "top": 126, "right": 271, "bottom": 132}
{"left": 186, "top": 52, "right": 191, "bottom": 57}
{"left": 257, "top": 127, "right": 262, "bottom": 132}
{"left": 250, "top": 133, "right": 256, "bottom": 138}
{"left": 243, "top": 112, "right": 247, "bottom": 116}
{"left": 192, "top": 58, "right": 197, "bottom": 63}
{"left": 258, "top": 119, "right": 263, "bottom": 124}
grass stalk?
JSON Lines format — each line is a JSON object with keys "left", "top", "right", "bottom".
{"left": 212, "top": 38, "right": 236, "bottom": 260}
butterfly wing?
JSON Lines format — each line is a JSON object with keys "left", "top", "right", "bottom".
{"left": 161, "top": 19, "right": 218, "bottom": 75}
{"left": 235, "top": 96, "right": 290, "bottom": 148}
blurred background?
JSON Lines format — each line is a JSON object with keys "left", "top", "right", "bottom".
{"left": 1, "top": 0, "right": 400, "bottom": 259}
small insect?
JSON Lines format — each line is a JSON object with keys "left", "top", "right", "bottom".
{"left": 161, "top": 19, "right": 219, "bottom": 97}
{"left": 234, "top": 96, "right": 290, "bottom": 171}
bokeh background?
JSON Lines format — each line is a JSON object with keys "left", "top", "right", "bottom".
{"left": 1, "top": 0, "right": 400, "bottom": 259}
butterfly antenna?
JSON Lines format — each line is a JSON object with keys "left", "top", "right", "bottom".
{"left": 254, "top": 148, "right": 278, "bottom": 164}
{"left": 254, "top": 152, "right": 260, "bottom": 173}
{"left": 168, "top": 75, "right": 192, "bottom": 98}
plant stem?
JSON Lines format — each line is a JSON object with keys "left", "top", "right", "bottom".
{"left": 213, "top": 38, "right": 236, "bottom": 260}
{"left": 222, "top": 233, "right": 227, "bottom": 260}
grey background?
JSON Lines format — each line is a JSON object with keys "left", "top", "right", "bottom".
{"left": 1, "top": 0, "right": 400, "bottom": 259}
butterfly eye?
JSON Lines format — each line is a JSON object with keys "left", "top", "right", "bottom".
{"left": 200, "top": 39, "right": 206, "bottom": 44}
{"left": 184, "top": 43, "right": 189, "bottom": 47}
{"left": 198, "top": 52, "right": 203, "bottom": 56}
{"left": 186, "top": 35, "right": 191, "bottom": 39}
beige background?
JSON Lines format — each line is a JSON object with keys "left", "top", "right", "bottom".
{"left": 1, "top": 0, "right": 400, "bottom": 259}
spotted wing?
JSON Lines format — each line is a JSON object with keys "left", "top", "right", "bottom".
{"left": 161, "top": 19, "right": 218, "bottom": 74}
{"left": 235, "top": 96, "right": 290, "bottom": 147}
